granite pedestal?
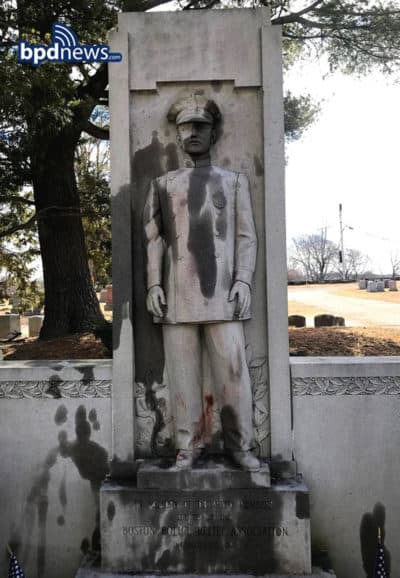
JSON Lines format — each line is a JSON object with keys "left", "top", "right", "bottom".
{"left": 77, "top": 565, "right": 333, "bottom": 578}
{"left": 100, "top": 461, "right": 311, "bottom": 576}
{"left": 137, "top": 457, "right": 271, "bottom": 490}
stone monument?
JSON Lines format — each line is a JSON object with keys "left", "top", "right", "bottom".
{"left": 77, "top": 7, "right": 317, "bottom": 577}
{"left": 143, "top": 93, "right": 260, "bottom": 472}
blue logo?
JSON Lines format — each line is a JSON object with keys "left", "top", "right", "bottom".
{"left": 18, "top": 22, "right": 122, "bottom": 67}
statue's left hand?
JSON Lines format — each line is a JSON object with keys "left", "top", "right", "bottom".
{"left": 228, "top": 280, "right": 251, "bottom": 317}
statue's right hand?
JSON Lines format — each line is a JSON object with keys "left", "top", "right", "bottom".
{"left": 146, "top": 285, "right": 166, "bottom": 317}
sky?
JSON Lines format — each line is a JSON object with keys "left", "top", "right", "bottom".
{"left": 150, "top": 2, "right": 400, "bottom": 275}
{"left": 284, "top": 61, "right": 400, "bottom": 274}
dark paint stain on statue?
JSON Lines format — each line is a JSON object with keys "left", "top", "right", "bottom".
{"left": 253, "top": 155, "right": 264, "bottom": 176}
{"left": 131, "top": 135, "right": 166, "bottom": 386}
{"left": 57, "top": 406, "right": 109, "bottom": 553}
{"left": 165, "top": 142, "right": 179, "bottom": 172}
{"left": 58, "top": 405, "right": 109, "bottom": 491}
{"left": 59, "top": 470, "right": 67, "bottom": 508}
{"left": 26, "top": 446, "right": 59, "bottom": 577}
{"left": 132, "top": 131, "right": 164, "bottom": 182}
{"left": 54, "top": 404, "right": 68, "bottom": 425}
{"left": 360, "top": 502, "right": 391, "bottom": 578}
{"left": 107, "top": 500, "right": 116, "bottom": 523}
{"left": 188, "top": 167, "right": 217, "bottom": 298}
{"left": 81, "top": 537, "right": 90, "bottom": 555}
{"left": 88, "top": 407, "right": 100, "bottom": 431}
{"left": 295, "top": 492, "right": 309, "bottom": 519}
{"left": 211, "top": 80, "right": 223, "bottom": 93}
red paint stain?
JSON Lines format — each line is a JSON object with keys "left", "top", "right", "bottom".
{"left": 193, "top": 394, "right": 214, "bottom": 447}
{"left": 204, "top": 394, "right": 214, "bottom": 445}
{"left": 193, "top": 415, "right": 205, "bottom": 448}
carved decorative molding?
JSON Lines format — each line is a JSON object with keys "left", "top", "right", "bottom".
{"left": 292, "top": 376, "right": 400, "bottom": 396}
{"left": 249, "top": 356, "right": 270, "bottom": 446}
{"left": 0, "top": 380, "right": 112, "bottom": 399}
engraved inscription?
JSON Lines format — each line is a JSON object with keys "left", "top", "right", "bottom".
{"left": 122, "top": 525, "right": 289, "bottom": 537}
{"left": 121, "top": 498, "right": 273, "bottom": 510}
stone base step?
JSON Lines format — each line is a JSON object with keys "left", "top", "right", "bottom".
{"left": 76, "top": 566, "right": 336, "bottom": 578}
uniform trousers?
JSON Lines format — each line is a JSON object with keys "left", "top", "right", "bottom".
{"left": 162, "top": 321, "right": 254, "bottom": 452}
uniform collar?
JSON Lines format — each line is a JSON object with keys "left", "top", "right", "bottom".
{"left": 185, "top": 156, "right": 211, "bottom": 168}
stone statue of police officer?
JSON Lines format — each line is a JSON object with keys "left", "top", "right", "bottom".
{"left": 143, "top": 94, "right": 260, "bottom": 471}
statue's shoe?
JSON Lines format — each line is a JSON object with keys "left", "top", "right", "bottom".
{"left": 175, "top": 449, "right": 202, "bottom": 469}
{"left": 231, "top": 450, "right": 261, "bottom": 472}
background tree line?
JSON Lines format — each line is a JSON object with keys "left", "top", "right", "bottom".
{"left": 1, "top": 0, "right": 400, "bottom": 337}
{"left": 288, "top": 228, "right": 371, "bottom": 283}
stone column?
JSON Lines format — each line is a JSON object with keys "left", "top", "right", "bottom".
{"left": 108, "top": 23, "right": 135, "bottom": 476}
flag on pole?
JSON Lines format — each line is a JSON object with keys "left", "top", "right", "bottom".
{"left": 374, "top": 527, "right": 388, "bottom": 578}
{"left": 7, "top": 545, "right": 26, "bottom": 578}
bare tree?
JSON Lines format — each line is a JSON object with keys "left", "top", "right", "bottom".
{"left": 335, "top": 248, "right": 370, "bottom": 280}
{"left": 390, "top": 251, "right": 400, "bottom": 278}
{"left": 290, "top": 229, "right": 338, "bottom": 282}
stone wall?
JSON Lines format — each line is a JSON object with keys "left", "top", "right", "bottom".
{"left": 0, "top": 357, "right": 398, "bottom": 577}
{"left": 0, "top": 361, "right": 112, "bottom": 578}
{"left": 292, "top": 357, "right": 400, "bottom": 578}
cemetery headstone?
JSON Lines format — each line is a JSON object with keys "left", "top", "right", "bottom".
{"left": 28, "top": 315, "right": 43, "bottom": 338}
{"left": 104, "top": 284, "right": 113, "bottom": 311}
{"left": 288, "top": 315, "right": 306, "bottom": 327}
{"left": 99, "top": 288, "right": 108, "bottom": 303}
{"left": 314, "top": 314, "right": 336, "bottom": 327}
{"left": 0, "top": 314, "right": 21, "bottom": 339}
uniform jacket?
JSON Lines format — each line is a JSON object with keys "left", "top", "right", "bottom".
{"left": 143, "top": 164, "right": 257, "bottom": 324}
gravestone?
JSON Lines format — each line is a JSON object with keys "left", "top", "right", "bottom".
{"left": 358, "top": 279, "right": 367, "bottom": 290}
{"left": 28, "top": 315, "right": 43, "bottom": 337}
{"left": 0, "top": 314, "right": 20, "bottom": 338}
{"left": 376, "top": 280, "right": 385, "bottom": 292}
{"left": 104, "top": 284, "right": 113, "bottom": 311}
{"left": 314, "top": 314, "right": 336, "bottom": 327}
{"left": 83, "top": 8, "right": 318, "bottom": 578}
{"left": 367, "top": 280, "right": 377, "bottom": 293}
{"left": 288, "top": 315, "right": 306, "bottom": 327}
{"left": 99, "top": 288, "right": 108, "bottom": 303}
{"left": 389, "top": 280, "right": 398, "bottom": 291}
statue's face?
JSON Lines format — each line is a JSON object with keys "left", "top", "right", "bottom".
{"left": 176, "top": 121, "right": 215, "bottom": 157}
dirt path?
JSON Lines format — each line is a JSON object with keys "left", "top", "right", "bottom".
{"left": 288, "top": 283, "right": 400, "bottom": 326}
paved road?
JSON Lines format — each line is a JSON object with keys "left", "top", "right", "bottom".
{"left": 288, "top": 286, "right": 400, "bottom": 326}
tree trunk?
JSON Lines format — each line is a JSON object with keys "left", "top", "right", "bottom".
{"left": 32, "top": 130, "right": 104, "bottom": 338}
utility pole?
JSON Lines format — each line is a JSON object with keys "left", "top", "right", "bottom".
{"left": 339, "top": 203, "right": 345, "bottom": 280}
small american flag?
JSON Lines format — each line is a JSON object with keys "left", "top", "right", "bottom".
{"left": 374, "top": 528, "right": 388, "bottom": 578}
{"left": 8, "top": 554, "right": 26, "bottom": 578}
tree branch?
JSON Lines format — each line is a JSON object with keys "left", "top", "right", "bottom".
{"left": 0, "top": 214, "right": 37, "bottom": 238}
{"left": 123, "top": 0, "right": 177, "bottom": 11}
{"left": 77, "top": 63, "right": 108, "bottom": 101}
{"left": 83, "top": 121, "right": 110, "bottom": 140}
{"left": 0, "top": 196, "right": 35, "bottom": 206}
{"left": 184, "top": 0, "right": 220, "bottom": 9}
{"left": 0, "top": 40, "right": 17, "bottom": 48}
{"left": 272, "top": 0, "right": 324, "bottom": 25}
